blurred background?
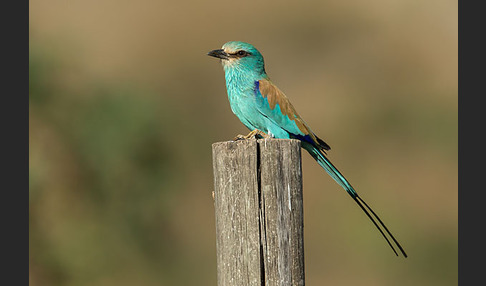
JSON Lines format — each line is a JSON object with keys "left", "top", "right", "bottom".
{"left": 29, "top": 0, "right": 457, "bottom": 285}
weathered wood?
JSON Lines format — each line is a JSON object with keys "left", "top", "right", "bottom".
{"left": 212, "top": 138, "right": 304, "bottom": 286}
{"left": 212, "top": 139, "right": 261, "bottom": 286}
{"left": 259, "top": 139, "right": 304, "bottom": 286}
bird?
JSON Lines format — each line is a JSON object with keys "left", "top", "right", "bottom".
{"left": 207, "top": 41, "right": 407, "bottom": 257}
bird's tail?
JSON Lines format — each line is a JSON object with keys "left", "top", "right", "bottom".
{"left": 302, "top": 142, "right": 408, "bottom": 257}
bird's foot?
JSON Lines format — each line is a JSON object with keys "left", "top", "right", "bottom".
{"left": 233, "top": 129, "right": 271, "bottom": 141}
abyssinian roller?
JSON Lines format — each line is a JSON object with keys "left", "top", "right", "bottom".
{"left": 208, "top": 41, "right": 407, "bottom": 257}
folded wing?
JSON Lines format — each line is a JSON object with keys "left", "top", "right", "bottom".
{"left": 256, "top": 79, "right": 330, "bottom": 151}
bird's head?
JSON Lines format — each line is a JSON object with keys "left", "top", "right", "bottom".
{"left": 208, "top": 41, "right": 266, "bottom": 76}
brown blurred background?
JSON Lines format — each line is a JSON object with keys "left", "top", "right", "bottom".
{"left": 29, "top": 0, "right": 457, "bottom": 285}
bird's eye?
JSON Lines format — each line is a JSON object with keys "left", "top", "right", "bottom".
{"left": 237, "top": 50, "right": 247, "bottom": 56}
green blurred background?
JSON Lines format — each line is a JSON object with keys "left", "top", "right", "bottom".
{"left": 29, "top": 0, "right": 457, "bottom": 285}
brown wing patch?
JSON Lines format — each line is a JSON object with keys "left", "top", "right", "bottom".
{"left": 258, "top": 79, "right": 320, "bottom": 144}
{"left": 258, "top": 79, "right": 294, "bottom": 116}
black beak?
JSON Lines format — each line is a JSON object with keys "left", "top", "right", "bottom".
{"left": 207, "top": 49, "right": 229, "bottom": 60}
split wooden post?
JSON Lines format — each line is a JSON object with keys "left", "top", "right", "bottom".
{"left": 212, "top": 138, "right": 305, "bottom": 286}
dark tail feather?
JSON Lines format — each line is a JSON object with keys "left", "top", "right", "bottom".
{"left": 351, "top": 195, "right": 399, "bottom": 256}
{"left": 356, "top": 195, "right": 408, "bottom": 257}
{"left": 302, "top": 142, "right": 407, "bottom": 257}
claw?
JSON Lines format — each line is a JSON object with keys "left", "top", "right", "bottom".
{"left": 233, "top": 129, "right": 271, "bottom": 141}
{"left": 233, "top": 135, "right": 246, "bottom": 141}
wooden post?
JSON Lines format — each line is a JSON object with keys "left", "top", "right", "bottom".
{"left": 212, "top": 138, "right": 304, "bottom": 286}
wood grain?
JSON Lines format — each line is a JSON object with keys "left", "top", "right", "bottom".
{"left": 212, "top": 138, "right": 304, "bottom": 286}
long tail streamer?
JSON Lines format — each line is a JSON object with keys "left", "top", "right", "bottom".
{"left": 303, "top": 142, "right": 408, "bottom": 257}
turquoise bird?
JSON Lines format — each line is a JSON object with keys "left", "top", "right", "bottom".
{"left": 208, "top": 41, "right": 407, "bottom": 257}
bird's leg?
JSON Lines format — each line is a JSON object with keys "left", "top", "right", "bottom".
{"left": 233, "top": 129, "right": 271, "bottom": 141}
